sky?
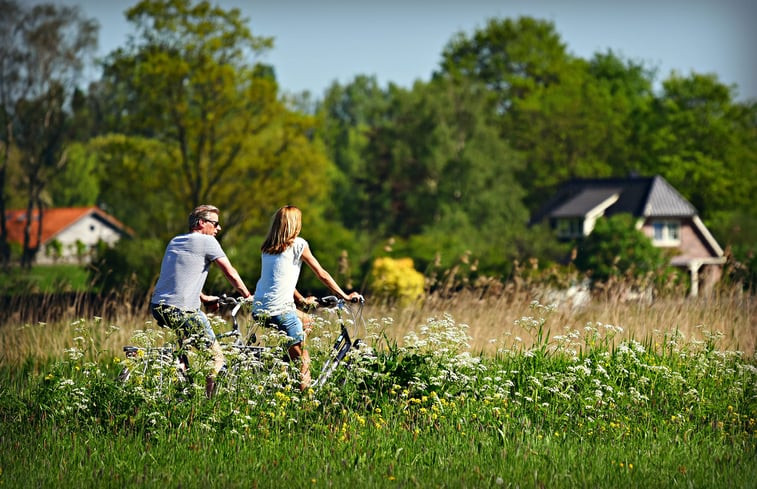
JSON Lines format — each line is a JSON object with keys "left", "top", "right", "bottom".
{"left": 29, "top": 0, "right": 757, "bottom": 101}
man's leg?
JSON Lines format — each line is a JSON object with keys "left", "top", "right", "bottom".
{"left": 182, "top": 310, "right": 226, "bottom": 398}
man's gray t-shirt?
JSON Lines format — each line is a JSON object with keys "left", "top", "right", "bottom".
{"left": 151, "top": 233, "right": 226, "bottom": 311}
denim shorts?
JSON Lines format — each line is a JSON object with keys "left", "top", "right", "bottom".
{"left": 255, "top": 310, "right": 305, "bottom": 347}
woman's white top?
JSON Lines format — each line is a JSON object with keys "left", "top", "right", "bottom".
{"left": 252, "top": 236, "right": 307, "bottom": 316}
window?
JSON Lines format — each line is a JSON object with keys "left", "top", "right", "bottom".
{"left": 555, "top": 218, "right": 583, "bottom": 239}
{"left": 652, "top": 220, "right": 680, "bottom": 245}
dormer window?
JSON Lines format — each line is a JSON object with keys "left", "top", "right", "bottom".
{"left": 555, "top": 218, "right": 584, "bottom": 239}
{"left": 652, "top": 220, "right": 680, "bottom": 246}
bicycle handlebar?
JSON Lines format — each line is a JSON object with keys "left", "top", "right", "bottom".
{"left": 216, "top": 294, "right": 364, "bottom": 311}
{"left": 217, "top": 294, "right": 251, "bottom": 307}
{"left": 316, "top": 295, "right": 365, "bottom": 307}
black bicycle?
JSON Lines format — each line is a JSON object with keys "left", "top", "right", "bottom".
{"left": 221, "top": 294, "right": 368, "bottom": 392}
{"left": 119, "top": 295, "right": 367, "bottom": 394}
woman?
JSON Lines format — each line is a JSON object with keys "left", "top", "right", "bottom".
{"left": 252, "top": 205, "right": 362, "bottom": 390}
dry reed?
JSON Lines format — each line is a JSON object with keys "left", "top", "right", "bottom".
{"left": 369, "top": 286, "right": 755, "bottom": 356}
{"left": 1, "top": 285, "right": 754, "bottom": 366}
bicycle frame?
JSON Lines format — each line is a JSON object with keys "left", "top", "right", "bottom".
{"left": 222, "top": 294, "right": 366, "bottom": 391}
{"left": 310, "top": 296, "right": 365, "bottom": 390}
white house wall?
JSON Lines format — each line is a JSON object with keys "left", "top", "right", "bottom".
{"left": 37, "top": 214, "right": 124, "bottom": 265}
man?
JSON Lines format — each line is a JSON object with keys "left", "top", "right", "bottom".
{"left": 150, "top": 204, "right": 252, "bottom": 397}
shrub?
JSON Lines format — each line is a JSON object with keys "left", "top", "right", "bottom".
{"left": 89, "top": 237, "right": 165, "bottom": 294}
{"left": 574, "top": 214, "right": 671, "bottom": 284}
{"left": 367, "top": 257, "right": 425, "bottom": 306}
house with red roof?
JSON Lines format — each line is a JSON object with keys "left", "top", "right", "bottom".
{"left": 5, "top": 207, "right": 133, "bottom": 265}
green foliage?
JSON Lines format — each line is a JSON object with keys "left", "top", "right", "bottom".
{"left": 96, "top": 0, "right": 333, "bottom": 245}
{"left": 47, "top": 142, "right": 100, "bottom": 207}
{"left": 438, "top": 17, "right": 571, "bottom": 103}
{"left": 507, "top": 60, "right": 638, "bottom": 207}
{"left": 318, "top": 75, "right": 529, "bottom": 278}
{"left": 640, "top": 73, "right": 757, "bottom": 220}
{"left": 87, "top": 133, "right": 187, "bottom": 240}
{"left": 511, "top": 221, "right": 572, "bottom": 267}
{"left": 296, "top": 215, "right": 368, "bottom": 294}
{"left": 711, "top": 210, "right": 757, "bottom": 290}
{"left": 438, "top": 20, "right": 659, "bottom": 211}
{"left": 367, "top": 257, "right": 425, "bottom": 306}
{"left": 0, "top": 264, "right": 92, "bottom": 294}
{"left": 574, "top": 214, "right": 671, "bottom": 284}
{"left": 89, "top": 237, "right": 166, "bottom": 294}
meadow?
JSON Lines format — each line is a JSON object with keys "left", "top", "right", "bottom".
{"left": 1, "top": 286, "right": 755, "bottom": 488}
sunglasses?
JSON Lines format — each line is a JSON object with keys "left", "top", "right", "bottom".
{"left": 204, "top": 218, "right": 220, "bottom": 228}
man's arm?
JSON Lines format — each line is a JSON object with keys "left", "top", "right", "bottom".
{"left": 213, "top": 256, "right": 252, "bottom": 298}
{"left": 294, "top": 289, "right": 317, "bottom": 309}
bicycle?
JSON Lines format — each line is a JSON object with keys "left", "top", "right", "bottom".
{"left": 117, "top": 296, "right": 257, "bottom": 394}
{"left": 118, "top": 294, "right": 367, "bottom": 395}
{"left": 221, "top": 294, "right": 368, "bottom": 392}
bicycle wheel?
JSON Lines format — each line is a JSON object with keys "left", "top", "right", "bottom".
{"left": 118, "top": 345, "right": 188, "bottom": 396}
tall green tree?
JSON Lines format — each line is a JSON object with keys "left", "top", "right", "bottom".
{"left": 317, "top": 75, "right": 391, "bottom": 229}
{"left": 0, "top": 1, "right": 98, "bottom": 266}
{"left": 437, "top": 16, "right": 571, "bottom": 108}
{"left": 586, "top": 50, "right": 655, "bottom": 173}
{"left": 506, "top": 60, "right": 627, "bottom": 207}
{"left": 319, "top": 75, "right": 527, "bottom": 273}
{"left": 97, "top": 0, "right": 331, "bottom": 242}
{"left": 638, "top": 73, "right": 757, "bottom": 289}
{"left": 640, "top": 73, "right": 757, "bottom": 219}
{"left": 436, "top": 19, "right": 662, "bottom": 211}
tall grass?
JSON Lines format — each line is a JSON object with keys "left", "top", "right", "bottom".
{"left": 1, "top": 284, "right": 754, "bottom": 367}
{"left": 367, "top": 285, "right": 755, "bottom": 356}
{"left": 1, "top": 293, "right": 755, "bottom": 488}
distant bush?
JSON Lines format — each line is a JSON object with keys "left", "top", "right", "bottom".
{"left": 574, "top": 213, "right": 673, "bottom": 285}
{"left": 367, "top": 257, "right": 425, "bottom": 306}
{"left": 0, "top": 264, "right": 93, "bottom": 295}
{"left": 89, "top": 237, "right": 164, "bottom": 294}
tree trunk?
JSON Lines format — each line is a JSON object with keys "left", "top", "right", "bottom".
{"left": 21, "top": 172, "right": 41, "bottom": 269}
{"left": 0, "top": 122, "right": 11, "bottom": 267}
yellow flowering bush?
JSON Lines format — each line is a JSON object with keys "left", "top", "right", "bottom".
{"left": 368, "top": 257, "right": 425, "bottom": 306}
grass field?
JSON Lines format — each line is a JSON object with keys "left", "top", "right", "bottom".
{"left": 1, "top": 290, "right": 755, "bottom": 488}
{"left": 0, "top": 264, "right": 93, "bottom": 294}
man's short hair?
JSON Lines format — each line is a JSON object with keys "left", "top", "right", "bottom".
{"left": 189, "top": 204, "right": 220, "bottom": 231}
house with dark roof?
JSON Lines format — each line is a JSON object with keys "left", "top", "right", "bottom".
{"left": 530, "top": 175, "right": 725, "bottom": 296}
{"left": 5, "top": 206, "right": 133, "bottom": 265}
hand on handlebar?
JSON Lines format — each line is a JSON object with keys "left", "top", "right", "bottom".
{"left": 345, "top": 292, "right": 364, "bottom": 303}
{"left": 299, "top": 295, "right": 318, "bottom": 311}
{"left": 201, "top": 294, "right": 220, "bottom": 312}
{"left": 214, "top": 294, "right": 255, "bottom": 308}
{"left": 316, "top": 293, "right": 364, "bottom": 307}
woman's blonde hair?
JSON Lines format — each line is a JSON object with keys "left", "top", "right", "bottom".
{"left": 261, "top": 205, "right": 302, "bottom": 254}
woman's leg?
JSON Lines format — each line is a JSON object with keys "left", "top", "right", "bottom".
{"left": 274, "top": 311, "right": 310, "bottom": 390}
{"left": 288, "top": 343, "right": 311, "bottom": 390}
{"left": 296, "top": 309, "right": 314, "bottom": 335}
